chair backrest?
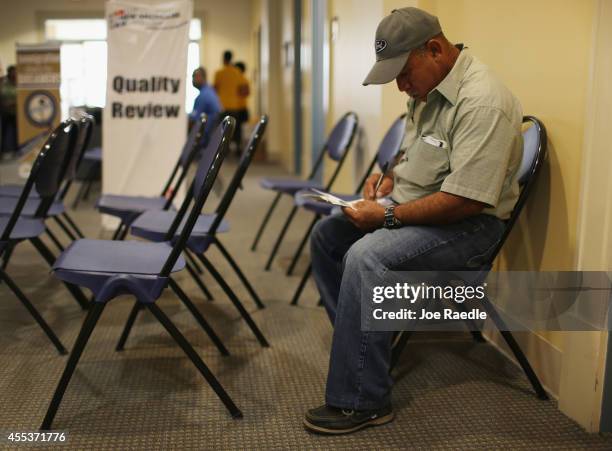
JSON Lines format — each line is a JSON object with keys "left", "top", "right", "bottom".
{"left": 326, "top": 112, "right": 359, "bottom": 161}
{"left": 355, "top": 114, "right": 407, "bottom": 193}
{"left": 209, "top": 115, "right": 268, "bottom": 235}
{"left": 58, "top": 114, "right": 94, "bottom": 201}
{"left": 484, "top": 115, "right": 547, "bottom": 265}
{"left": 160, "top": 116, "right": 235, "bottom": 277}
{"left": 376, "top": 113, "right": 407, "bottom": 169}
{"left": 0, "top": 119, "right": 77, "bottom": 241}
{"left": 35, "top": 119, "right": 80, "bottom": 216}
{"left": 160, "top": 113, "right": 207, "bottom": 208}
{"left": 306, "top": 112, "right": 358, "bottom": 191}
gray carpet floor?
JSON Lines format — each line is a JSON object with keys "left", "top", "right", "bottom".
{"left": 1, "top": 157, "right": 611, "bottom": 450}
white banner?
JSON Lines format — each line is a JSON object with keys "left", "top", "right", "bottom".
{"left": 103, "top": 0, "right": 192, "bottom": 214}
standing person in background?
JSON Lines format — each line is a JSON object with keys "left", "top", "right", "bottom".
{"left": 213, "top": 50, "right": 242, "bottom": 154}
{"left": 234, "top": 61, "right": 250, "bottom": 152}
{"left": 0, "top": 65, "right": 18, "bottom": 160}
{"left": 190, "top": 67, "right": 221, "bottom": 150}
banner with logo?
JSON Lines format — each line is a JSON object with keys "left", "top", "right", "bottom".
{"left": 103, "top": 0, "right": 192, "bottom": 215}
{"left": 15, "top": 42, "right": 61, "bottom": 146}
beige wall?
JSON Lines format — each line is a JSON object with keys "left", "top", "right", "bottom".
{"left": 328, "top": 0, "right": 383, "bottom": 193}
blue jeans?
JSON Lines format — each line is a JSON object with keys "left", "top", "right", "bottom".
{"left": 310, "top": 213, "right": 505, "bottom": 410}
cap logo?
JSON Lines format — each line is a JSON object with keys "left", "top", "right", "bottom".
{"left": 375, "top": 39, "right": 387, "bottom": 53}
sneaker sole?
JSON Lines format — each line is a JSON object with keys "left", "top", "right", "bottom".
{"left": 303, "top": 412, "right": 395, "bottom": 435}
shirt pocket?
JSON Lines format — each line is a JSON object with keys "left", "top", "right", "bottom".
{"left": 401, "top": 137, "right": 450, "bottom": 189}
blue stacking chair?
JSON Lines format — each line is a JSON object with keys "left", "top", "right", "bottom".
{"left": 96, "top": 114, "right": 208, "bottom": 241}
{"left": 0, "top": 119, "right": 90, "bottom": 310}
{"left": 0, "top": 120, "right": 84, "bottom": 355}
{"left": 0, "top": 115, "right": 94, "bottom": 253}
{"left": 40, "top": 117, "right": 242, "bottom": 430}
{"left": 251, "top": 112, "right": 358, "bottom": 271}
{"left": 390, "top": 116, "right": 549, "bottom": 400}
{"left": 118, "top": 116, "right": 270, "bottom": 351}
{"left": 289, "top": 114, "right": 407, "bottom": 305}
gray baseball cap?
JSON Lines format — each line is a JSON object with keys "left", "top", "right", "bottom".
{"left": 363, "top": 7, "right": 442, "bottom": 86}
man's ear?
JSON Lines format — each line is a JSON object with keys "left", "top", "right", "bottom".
{"left": 427, "top": 39, "right": 443, "bottom": 58}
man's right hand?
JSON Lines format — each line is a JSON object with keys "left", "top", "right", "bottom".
{"left": 363, "top": 173, "right": 394, "bottom": 200}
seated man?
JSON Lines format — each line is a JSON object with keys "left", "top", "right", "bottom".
{"left": 304, "top": 7, "right": 523, "bottom": 435}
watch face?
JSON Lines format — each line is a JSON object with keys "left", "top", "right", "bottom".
{"left": 25, "top": 91, "right": 57, "bottom": 127}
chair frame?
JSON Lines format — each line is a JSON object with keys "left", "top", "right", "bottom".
{"left": 41, "top": 117, "right": 242, "bottom": 431}
{"left": 250, "top": 112, "right": 359, "bottom": 272}
{"left": 105, "top": 114, "right": 208, "bottom": 241}
{"left": 389, "top": 116, "right": 549, "bottom": 401}
{"left": 116, "top": 116, "right": 270, "bottom": 352}
{"left": 289, "top": 114, "right": 408, "bottom": 305}
{"left": 0, "top": 119, "right": 81, "bottom": 354}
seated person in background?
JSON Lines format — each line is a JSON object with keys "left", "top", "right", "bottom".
{"left": 303, "top": 7, "right": 524, "bottom": 435}
{"left": 190, "top": 67, "right": 221, "bottom": 147}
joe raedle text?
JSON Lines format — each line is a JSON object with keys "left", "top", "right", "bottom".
{"left": 370, "top": 282, "right": 488, "bottom": 323}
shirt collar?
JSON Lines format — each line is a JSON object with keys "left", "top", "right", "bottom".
{"left": 430, "top": 44, "right": 471, "bottom": 106}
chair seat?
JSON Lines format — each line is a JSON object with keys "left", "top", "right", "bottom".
{"left": 0, "top": 184, "right": 40, "bottom": 198}
{"left": 0, "top": 197, "right": 64, "bottom": 217}
{"left": 53, "top": 239, "right": 185, "bottom": 303}
{"left": 294, "top": 189, "right": 360, "bottom": 215}
{"left": 83, "top": 147, "right": 102, "bottom": 162}
{"left": 0, "top": 215, "right": 46, "bottom": 240}
{"left": 130, "top": 210, "right": 230, "bottom": 254}
{"left": 97, "top": 194, "right": 170, "bottom": 224}
{"left": 259, "top": 178, "right": 324, "bottom": 195}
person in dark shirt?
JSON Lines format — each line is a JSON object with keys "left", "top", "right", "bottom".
{"left": 190, "top": 66, "right": 222, "bottom": 147}
{"left": 0, "top": 65, "right": 18, "bottom": 158}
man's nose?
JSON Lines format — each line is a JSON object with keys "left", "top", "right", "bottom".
{"left": 396, "top": 77, "right": 410, "bottom": 92}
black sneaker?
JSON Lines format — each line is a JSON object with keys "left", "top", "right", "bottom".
{"left": 303, "top": 404, "right": 394, "bottom": 435}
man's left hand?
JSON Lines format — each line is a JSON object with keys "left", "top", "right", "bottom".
{"left": 342, "top": 200, "right": 386, "bottom": 232}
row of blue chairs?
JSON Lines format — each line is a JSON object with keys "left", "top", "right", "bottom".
{"left": 1, "top": 113, "right": 270, "bottom": 429}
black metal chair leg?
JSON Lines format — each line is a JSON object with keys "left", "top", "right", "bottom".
{"left": 146, "top": 303, "right": 242, "bottom": 418}
{"left": 1, "top": 242, "right": 16, "bottom": 271}
{"left": 40, "top": 303, "right": 106, "bottom": 430}
{"left": 251, "top": 192, "right": 281, "bottom": 251}
{"left": 29, "top": 237, "right": 89, "bottom": 310}
{"left": 185, "top": 249, "right": 203, "bottom": 275}
{"left": 82, "top": 177, "right": 94, "bottom": 200}
{"left": 286, "top": 215, "right": 319, "bottom": 276}
{"left": 197, "top": 254, "right": 270, "bottom": 347}
{"left": 61, "top": 212, "right": 85, "bottom": 238}
{"left": 290, "top": 265, "right": 311, "bottom": 306}
{"left": 389, "top": 331, "right": 413, "bottom": 373}
{"left": 168, "top": 278, "right": 229, "bottom": 356}
{"left": 115, "top": 301, "right": 142, "bottom": 351}
{"left": 0, "top": 268, "right": 67, "bottom": 355}
{"left": 45, "top": 227, "right": 65, "bottom": 253}
{"left": 213, "top": 239, "right": 264, "bottom": 309}
{"left": 185, "top": 261, "right": 214, "bottom": 301}
{"left": 264, "top": 206, "right": 298, "bottom": 271}
{"left": 481, "top": 296, "right": 548, "bottom": 400}
{"left": 52, "top": 215, "right": 77, "bottom": 241}
{"left": 117, "top": 223, "right": 130, "bottom": 241}
{"left": 111, "top": 222, "right": 124, "bottom": 240}
{"left": 450, "top": 299, "right": 486, "bottom": 342}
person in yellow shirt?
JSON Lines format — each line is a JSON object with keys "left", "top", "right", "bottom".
{"left": 214, "top": 50, "right": 243, "bottom": 153}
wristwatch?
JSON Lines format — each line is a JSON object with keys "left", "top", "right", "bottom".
{"left": 383, "top": 205, "right": 402, "bottom": 229}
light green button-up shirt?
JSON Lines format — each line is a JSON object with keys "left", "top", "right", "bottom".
{"left": 391, "top": 49, "right": 523, "bottom": 220}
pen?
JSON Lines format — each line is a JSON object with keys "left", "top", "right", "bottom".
{"left": 373, "top": 162, "right": 390, "bottom": 199}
